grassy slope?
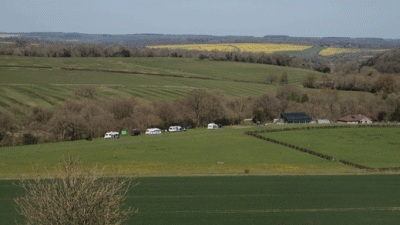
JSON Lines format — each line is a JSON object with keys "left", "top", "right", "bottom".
{"left": 0, "top": 127, "right": 351, "bottom": 176}
{"left": 0, "top": 56, "right": 327, "bottom": 111}
{"left": 261, "top": 127, "right": 400, "bottom": 168}
{"left": 2, "top": 175, "right": 400, "bottom": 225}
{"left": 0, "top": 56, "right": 326, "bottom": 83}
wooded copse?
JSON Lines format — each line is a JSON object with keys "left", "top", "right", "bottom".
{"left": 1, "top": 87, "right": 399, "bottom": 147}
{"left": 304, "top": 50, "right": 400, "bottom": 94}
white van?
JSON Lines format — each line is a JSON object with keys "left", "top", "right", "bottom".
{"left": 145, "top": 128, "right": 162, "bottom": 135}
{"left": 104, "top": 131, "right": 120, "bottom": 139}
{"left": 168, "top": 126, "right": 182, "bottom": 132}
{"left": 207, "top": 123, "right": 218, "bottom": 130}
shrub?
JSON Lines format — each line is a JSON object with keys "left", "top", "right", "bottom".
{"left": 14, "top": 156, "right": 137, "bottom": 225}
{"left": 73, "top": 86, "right": 98, "bottom": 99}
{"left": 22, "top": 133, "right": 38, "bottom": 145}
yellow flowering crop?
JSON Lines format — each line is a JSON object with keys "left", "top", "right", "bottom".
{"left": 148, "top": 43, "right": 312, "bottom": 54}
{"left": 319, "top": 47, "right": 388, "bottom": 56}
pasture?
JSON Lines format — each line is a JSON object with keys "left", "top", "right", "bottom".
{"left": 2, "top": 175, "right": 400, "bottom": 224}
{"left": 0, "top": 56, "right": 326, "bottom": 112}
{"left": 0, "top": 126, "right": 352, "bottom": 177}
{"left": 260, "top": 127, "right": 400, "bottom": 168}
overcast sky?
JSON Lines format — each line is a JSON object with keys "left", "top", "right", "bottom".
{"left": 1, "top": 0, "right": 399, "bottom": 39}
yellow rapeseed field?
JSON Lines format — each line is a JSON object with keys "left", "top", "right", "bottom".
{"left": 319, "top": 47, "right": 388, "bottom": 56}
{"left": 148, "top": 43, "right": 312, "bottom": 54}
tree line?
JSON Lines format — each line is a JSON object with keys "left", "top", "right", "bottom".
{"left": 1, "top": 85, "right": 399, "bottom": 147}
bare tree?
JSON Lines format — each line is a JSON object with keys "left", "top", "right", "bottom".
{"left": 279, "top": 72, "right": 289, "bottom": 85}
{"left": 266, "top": 73, "right": 278, "bottom": 84}
{"left": 14, "top": 156, "right": 137, "bottom": 225}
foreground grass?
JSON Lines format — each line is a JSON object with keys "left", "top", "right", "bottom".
{"left": 260, "top": 127, "right": 400, "bottom": 168}
{"left": 2, "top": 175, "right": 400, "bottom": 224}
{"left": 0, "top": 126, "right": 352, "bottom": 177}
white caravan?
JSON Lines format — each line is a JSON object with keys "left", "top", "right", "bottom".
{"left": 104, "top": 131, "right": 120, "bottom": 139}
{"left": 145, "top": 128, "right": 162, "bottom": 135}
{"left": 168, "top": 126, "right": 182, "bottom": 132}
{"left": 207, "top": 123, "right": 218, "bottom": 130}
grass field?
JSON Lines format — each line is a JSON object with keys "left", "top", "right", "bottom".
{"left": 260, "top": 127, "right": 400, "bottom": 168}
{"left": 0, "top": 126, "right": 352, "bottom": 176}
{"left": 2, "top": 175, "right": 400, "bottom": 225}
{"left": 279, "top": 46, "right": 328, "bottom": 56}
{"left": 0, "top": 56, "right": 326, "bottom": 112}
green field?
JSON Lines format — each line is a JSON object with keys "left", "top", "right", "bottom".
{"left": 0, "top": 56, "right": 327, "bottom": 111}
{"left": 260, "top": 127, "right": 400, "bottom": 168}
{"left": 279, "top": 46, "right": 328, "bottom": 56}
{"left": 2, "top": 175, "right": 400, "bottom": 225}
{"left": 0, "top": 127, "right": 352, "bottom": 176}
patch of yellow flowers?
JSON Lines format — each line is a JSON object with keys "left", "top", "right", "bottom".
{"left": 148, "top": 43, "right": 312, "bottom": 54}
{"left": 319, "top": 47, "right": 388, "bottom": 56}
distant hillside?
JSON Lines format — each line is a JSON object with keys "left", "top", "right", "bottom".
{"left": 1, "top": 32, "right": 399, "bottom": 49}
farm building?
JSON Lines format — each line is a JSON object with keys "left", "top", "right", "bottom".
{"left": 281, "top": 112, "right": 313, "bottom": 123}
{"left": 337, "top": 115, "right": 372, "bottom": 124}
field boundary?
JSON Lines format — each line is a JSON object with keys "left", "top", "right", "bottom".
{"left": 59, "top": 67, "right": 268, "bottom": 85}
{"left": 0, "top": 65, "right": 52, "bottom": 69}
{"left": 245, "top": 124, "right": 400, "bottom": 171}
{"left": 1, "top": 64, "right": 271, "bottom": 85}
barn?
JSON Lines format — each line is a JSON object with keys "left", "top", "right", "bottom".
{"left": 337, "top": 115, "right": 372, "bottom": 124}
{"left": 281, "top": 112, "right": 313, "bottom": 123}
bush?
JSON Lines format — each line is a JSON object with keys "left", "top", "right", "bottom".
{"left": 73, "top": 86, "right": 98, "bottom": 99}
{"left": 22, "top": 133, "right": 38, "bottom": 145}
{"left": 14, "top": 156, "right": 137, "bottom": 225}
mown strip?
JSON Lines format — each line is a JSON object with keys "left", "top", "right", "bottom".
{"left": 245, "top": 124, "right": 400, "bottom": 171}
{"left": 60, "top": 67, "right": 268, "bottom": 85}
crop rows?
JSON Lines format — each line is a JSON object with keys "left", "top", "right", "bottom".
{"left": 3, "top": 175, "right": 400, "bottom": 225}
{"left": 0, "top": 56, "right": 328, "bottom": 111}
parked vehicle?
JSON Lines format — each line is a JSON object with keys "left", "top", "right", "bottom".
{"left": 104, "top": 131, "right": 119, "bottom": 139}
{"left": 145, "top": 128, "right": 162, "bottom": 135}
{"left": 207, "top": 123, "right": 218, "bottom": 130}
{"left": 131, "top": 130, "right": 141, "bottom": 136}
{"left": 168, "top": 126, "right": 182, "bottom": 132}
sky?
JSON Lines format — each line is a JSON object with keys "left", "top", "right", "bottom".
{"left": 1, "top": 0, "right": 400, "bottom": 39}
